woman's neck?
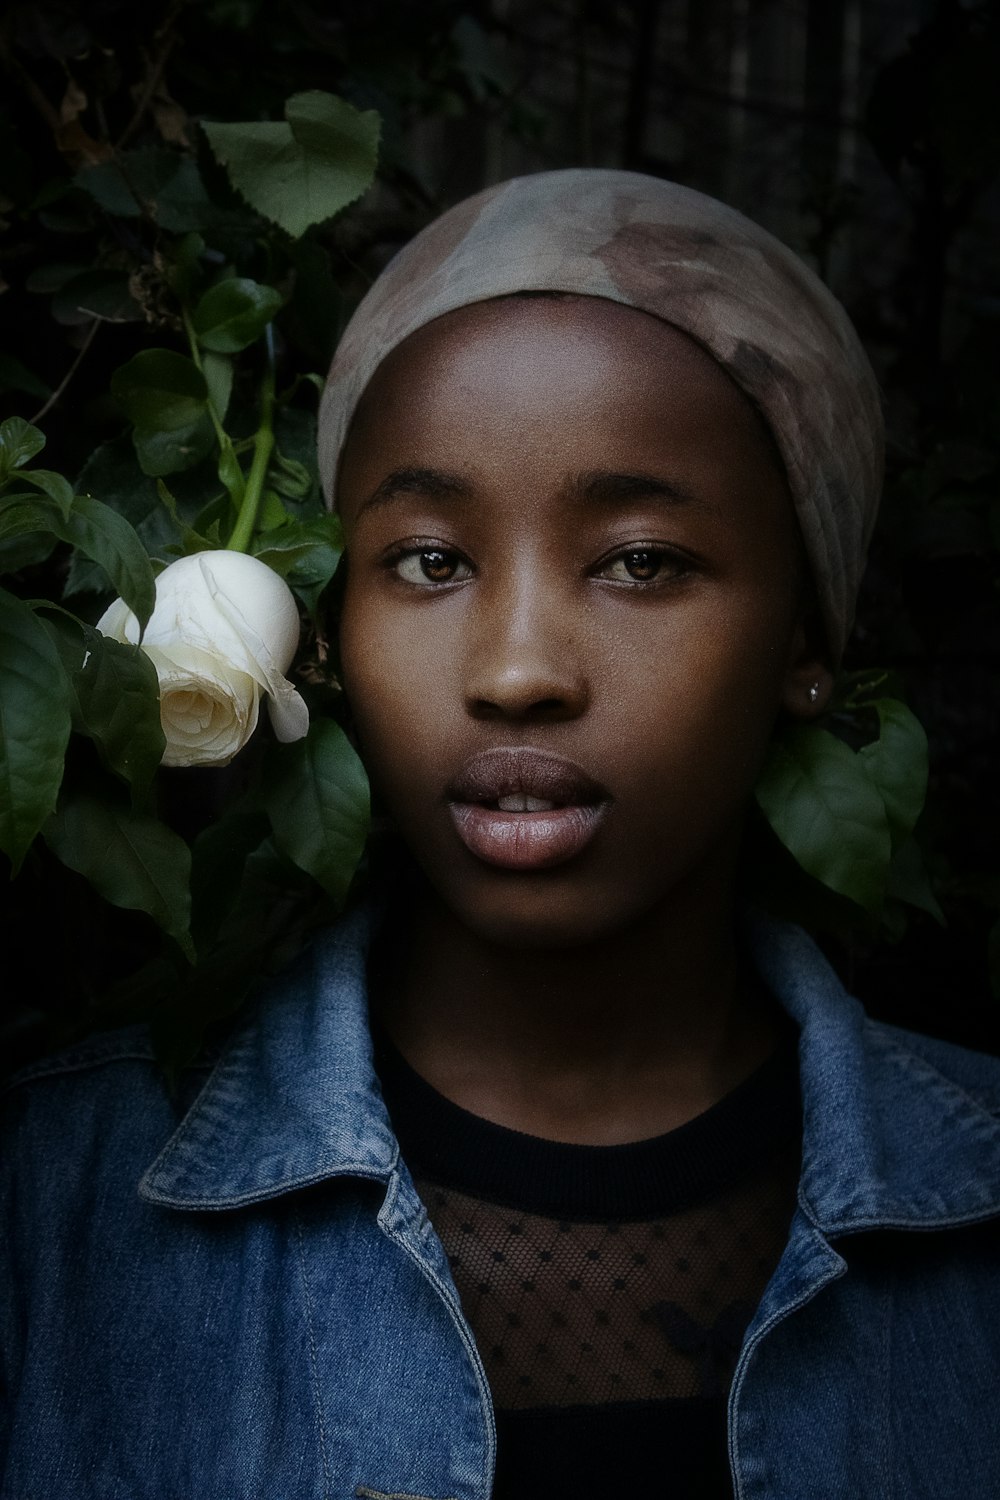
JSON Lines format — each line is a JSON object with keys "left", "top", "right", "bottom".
{"left": 370, "top": 863, "right": 785, "bottom": 1146}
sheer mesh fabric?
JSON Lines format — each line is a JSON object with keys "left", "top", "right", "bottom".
{"left": 374, "top": 1019, "right": 803, "bottom": 1414}
{"left": 412, "top": 1148, "right": 800, "bottom": 1408}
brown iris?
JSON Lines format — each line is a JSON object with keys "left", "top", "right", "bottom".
{"left": 621, "top": 548, "right": 661, "bottom": 581}
{"left": 421, "top": 549, "right": 458, "bottom": 581}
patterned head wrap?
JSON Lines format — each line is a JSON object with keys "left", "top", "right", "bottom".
{"left": 319, "top": 168, "right": 883, "bottom": 659}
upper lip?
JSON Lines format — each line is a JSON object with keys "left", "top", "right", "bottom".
{"left": 447, "top": 747, "right": 610, "bottom": 806}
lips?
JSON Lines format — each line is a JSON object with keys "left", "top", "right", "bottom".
{"left": 447, "top": 748, "right": 610, "bottom": 871}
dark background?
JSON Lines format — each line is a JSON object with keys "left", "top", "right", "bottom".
{"left": 1, "top": 0, "right": 998, "bottom": 1057}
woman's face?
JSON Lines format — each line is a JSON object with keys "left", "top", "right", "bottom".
{"left": 337, "top": 296, "right": 825, "bottom": 948}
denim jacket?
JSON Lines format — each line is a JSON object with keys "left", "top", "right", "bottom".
{"left": 3, "top": 906, "right": 1000, "bottom": 1500}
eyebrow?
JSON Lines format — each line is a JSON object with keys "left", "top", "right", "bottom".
{"left": 569, "top": 469, "right": 708, "bottom": 509}
{"left": 358, "top": 467, "right": 471, "bottom": 515}
{"left": 356, "top": 465, "right": 711, "bottom": 516}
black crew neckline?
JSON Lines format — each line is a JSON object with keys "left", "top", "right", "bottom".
{"left": 372, "top": 1019, "right": 802, "bottom": 1222}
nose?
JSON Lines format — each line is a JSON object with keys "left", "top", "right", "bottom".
{"left": 463, "top": 575, "right": 589, "bottom": 722}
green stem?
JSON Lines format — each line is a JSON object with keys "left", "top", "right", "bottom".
{"left": 182, "top": 305, "right": 245, "bottom": 513}
{"left": 182, "top": 307, "right": 228, "bottom": 452}
{"left": 227, "top": 327, "right": 276, "bottom": 555}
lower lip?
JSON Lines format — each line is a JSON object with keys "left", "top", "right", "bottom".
{"left": 448, "top": 802, "right": 608, "bottom": 871}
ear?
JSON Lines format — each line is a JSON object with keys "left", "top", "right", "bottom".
{"left": 781, "top": 607, "right": 835, "bottom": 721}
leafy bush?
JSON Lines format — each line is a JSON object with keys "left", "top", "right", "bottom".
{"left": 1, "top": 0, "right": 996, "bottom": 1070}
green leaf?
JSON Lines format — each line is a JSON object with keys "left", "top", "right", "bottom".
{"left": 153, "top": 157, "right": 224, "bottom": 234}
{"left": 12, "top": 468, "right": 74, "bottom": 519}
{"left": 203, "top": 90, "right": 379, "bottom": 239}
{"left": 257, "top": 489, "right": 291, "bottom": 530}
{"left": 215, "top": 437, "right": 245, "bottom": 507}
{"left": 271, "top": 406, "right": 320, "bottom": 510}
{"left": 192, "top": 277, "right": 283, "bottom": 353}
{"left": 0, "top": 355, "right": 50, "bottom": 401}
{"left": 0, "top": 417, "right": 45, "bottom": 481}
{"left": 268, "top": 448, "right": 312, "bottom": 499}
{"left": 0, "top": 531, "right": 58, "bottom": 575}
{"left": 191, "top": 487, "right": 234, "bottom": 538}
{"left": 886, "top": 836, "right": 945, "bottom": 924}
{"left": 262, "top": 718, "right": 369, "bottom": 901}
{"left": 0, "top": 494, "right": 155, "bottom": 628}
{"left": 67, "top": 436, "right": 210, "bottom": 594}
{"left": 0, "top": 500, "right": 48, "bottom": 549}
{"left": 45, "top": 788, "right": 194, "bottom": 960}
{"left": 25, "top": 262, "right": 85, "bottom": 295}
{"left": 52, "top": 270, "right": 143, "bottom": 326}
{"left": 152, "top": 834, "right": 324, "bottom": 1071}
{"left": 41, "top": 614, "right": 165, "bottom": 793}
{"left": 76, "top": 634, "right": 165, "bottom": 791}
{"left": 0, "top": 588, "right": 73, "bottom": 871}
{"left": 65, "top": 495, "right": 157, "bottom": 627}
{"left": 76, "top": 148, "right": 218, "bottom": 234}
{"left": 253, "top": 513, "right": 343, "bottom": 610}
{"left": 755, "top": 726, "right": 892, "bottom": 915}
{"left": 190, "top": 804, "right": 271, "bottom": 947}
{"left": 109, "top": 348, "right": 215, "bottom": 476}
{"left": 155, "top": 479, "right": 214, "bottom": 554}
{"left": 202, "top": 351, "right": 234, "bottom": 421}
{"left": 133, "top": 415, "right": 216, "bottom": 478}
{"left": 858, "top": 699, "right": 928, "bottom": 849}
{"left": 111, "top": 348, "right": 208, "bottom": 432}
{"left": 0, "top": 498, "right": 57, "bottom": 545}
{"left": 76, "top": 152, "right": 162, "bottom": 218}
{"left": 166, "top": 232, "right": 206, "bottom": 303}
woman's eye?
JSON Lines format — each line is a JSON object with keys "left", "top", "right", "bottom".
{"left": 599, "top": 547, "right": 685, "bottom": 583}
{"left": 394, "top": 548, "right": 471, "bottom": 585}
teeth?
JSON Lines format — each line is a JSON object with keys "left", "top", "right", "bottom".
{"left": 496, "top": 794, "right": 557, "bottom": 813}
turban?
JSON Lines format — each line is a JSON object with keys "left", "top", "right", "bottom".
{"left": 319, "top": 168, "right": 883, "bottom": 660}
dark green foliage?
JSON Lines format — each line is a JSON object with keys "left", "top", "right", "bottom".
{"left": 0, "top": 0, "right": 996, "bottom": 1069}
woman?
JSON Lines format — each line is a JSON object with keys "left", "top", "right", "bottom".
{"left": 3, "top": 169, "right": 999, "bottom": 1499}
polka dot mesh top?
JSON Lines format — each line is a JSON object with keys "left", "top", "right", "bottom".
{"left": 373, "top": 1019, "right": 802, "bottom": 1498}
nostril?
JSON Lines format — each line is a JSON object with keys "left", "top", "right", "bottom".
{"left": 468, "top": 693, "right": 581, "bottom": 722}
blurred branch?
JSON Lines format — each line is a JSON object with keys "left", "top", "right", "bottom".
{"left": 117, "top": 2, "right": 186, "bottom": 149}
{"left": 29, "top": 321, "right": 100, "bottom": 425}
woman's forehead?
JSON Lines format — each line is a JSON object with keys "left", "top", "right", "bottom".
{"left": 341, "top": 296, "right": 784, "bottom": 502}
{"left": 338, "top": 295, "right": 792, "bottom": 542}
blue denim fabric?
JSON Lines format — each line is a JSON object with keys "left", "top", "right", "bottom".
{"left": 3, "top": 906, "right": 1000, "bottom": 1499}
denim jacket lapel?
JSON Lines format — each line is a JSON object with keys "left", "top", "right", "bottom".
{"left": 748, "top": 917, "right": 1000, "bottom": 1237}
{"left": 141, "top": 905, "right": 1000, "bottom": 1238}
{"left": 139, "top": 904, "right": 397, "bottom": 1209}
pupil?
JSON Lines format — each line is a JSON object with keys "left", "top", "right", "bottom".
{"left": 421, "top": 550, "right": 454, "bottom": 581}
{"left": 626, "top": 549, "right": 659, "bottom": 580}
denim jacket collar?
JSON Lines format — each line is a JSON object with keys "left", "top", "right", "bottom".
{"left": 140, "top": 906, "right": 1000, "bottom": 1238}
{"left": 141, "top": 906, "right": 399, "bottom": 1210}
{"left": 747, "top": 919, "right": 1000, "bottom": 1234}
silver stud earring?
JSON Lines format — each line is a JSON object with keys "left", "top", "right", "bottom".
{"left": 808, "top": 683, "right": 820, "bottom": 705}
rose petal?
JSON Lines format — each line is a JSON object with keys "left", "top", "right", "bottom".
{"left": 265, "top": 676, "right": 311, "bottom": 742}
{"left": 144, "top": 644, "right": 259, "bottom": 767}
{"left": 95, "top": 550, "right": 308, "bottom": 767}
{"left": 94, "top": 595, "right": 137, "bottom": 644}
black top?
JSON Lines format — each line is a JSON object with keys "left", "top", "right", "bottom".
{"left": 373, "top": 1021, "right": 802, "bottom": 1499}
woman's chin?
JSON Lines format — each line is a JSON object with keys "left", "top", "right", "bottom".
{"left": 425, "top": 876, "right": 648, "bottom": 953}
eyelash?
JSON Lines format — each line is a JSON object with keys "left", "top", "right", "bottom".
{"left": 382, "top": 540, "right": 695, "bottom": 588}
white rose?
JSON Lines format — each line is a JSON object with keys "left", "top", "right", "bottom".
{"left": 97, "top": 550, "right": 309, "bottom": 768}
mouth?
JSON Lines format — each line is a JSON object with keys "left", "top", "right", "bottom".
{"left": 446, "top": 748, "right": 611, "bottom": 871}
